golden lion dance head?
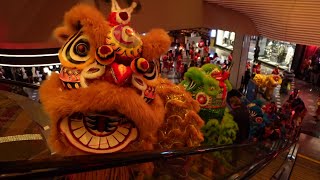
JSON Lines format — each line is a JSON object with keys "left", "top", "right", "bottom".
{"left": 253, "top": 74, "right": 282, "bottom": 88}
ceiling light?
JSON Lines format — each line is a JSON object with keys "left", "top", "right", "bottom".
{"left": 0, "top": 63, "right": 61, "bottom": 67}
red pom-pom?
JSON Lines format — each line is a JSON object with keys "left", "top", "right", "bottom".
{"left": 140, "top": 61, "right": 149, "bottom": 70}
{"left": 100, "top": 45, "right": 112, "bottom": 54}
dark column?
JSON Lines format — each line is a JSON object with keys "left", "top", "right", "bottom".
{"left": 291, "top": 44, "right": 306, "bottom": 75}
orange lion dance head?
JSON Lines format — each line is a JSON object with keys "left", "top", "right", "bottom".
{"left": 40, "top": 0, "right": 174, "bottom": 155}
{"left": 40, "top": 1, "right": 203, "bottom": 178}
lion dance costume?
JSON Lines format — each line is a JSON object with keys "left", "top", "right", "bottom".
{"left": 253, "top": 74, "right": 282, "bottom": 100}
{"left": 39, "top": 1, "right": 204, "bottom": 179}
{"left": 180, "top": 64, "right": 238, "bottom": 178}
{"left": 181, "top": 64, "right": 238, "bottom": 146}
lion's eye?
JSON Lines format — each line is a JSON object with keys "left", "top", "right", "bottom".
{"left": 143, "top": 61, "right": 158, "bottom": 80}
{"left": 75, "top": 43, "right": 89, "bottom": 56}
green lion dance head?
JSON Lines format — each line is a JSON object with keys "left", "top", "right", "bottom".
{"left": 181, "top": 64, "right": 232, "bottom": 121}
{"left": 182, "top": 64, "right": 238, "bottom": 166}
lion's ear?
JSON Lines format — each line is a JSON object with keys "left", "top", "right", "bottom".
{"left": 53, "top": 26, "right": 73, "bottom": 43}
{"left": 141, "top": 29, "right": 171, "bottom": 60}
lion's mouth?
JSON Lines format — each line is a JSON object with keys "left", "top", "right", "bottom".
{"left": 183, "top": 79, "right": 197, "bottom": 91}
{"left": 59, "top": 111, "right": 138, "bottom": 154}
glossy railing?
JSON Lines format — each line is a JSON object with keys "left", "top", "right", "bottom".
{"left": 0, "top": 79, "right": 301, "bottom": 179}
{"left": 0, "top": 138, "right": 299, "bottom": 179}
{"left": 270, "top": 128, "right": 301, "bottom": 180}
{"left": 0, "top": 143, "right": 254, "bottom": 178}
{"left": 230, "top": 135, "right": 299, "bottom": 179}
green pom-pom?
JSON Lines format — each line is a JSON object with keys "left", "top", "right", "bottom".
{"left": 201, "top": 63, "right": 221, "bottom": 73}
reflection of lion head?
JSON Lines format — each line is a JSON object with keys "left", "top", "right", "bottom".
{"left": 40, "top": 0, "right": 203, "bottom": 166}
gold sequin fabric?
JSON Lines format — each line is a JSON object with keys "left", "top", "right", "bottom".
{"left": 156, "top": 78, "right": 204, "bottom": 149}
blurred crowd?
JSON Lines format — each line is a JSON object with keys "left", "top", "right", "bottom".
{"left": 160, "top": 39, "right": 233, "bottom": 81}
{"left": 0, "top": 66, "right": 60, "bottom": 84}
{"left": 228, "top": 88, "right": 306, "bottom": 144}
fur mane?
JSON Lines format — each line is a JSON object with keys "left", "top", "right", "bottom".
{"left": 40, "top": 73, "right": 165, "bottom": 154}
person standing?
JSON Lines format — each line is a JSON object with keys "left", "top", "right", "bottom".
{"left": 252, "top": 62, "right": 261, "bottom": 78}
{"left": 272, "top": 66, "right": 280, "bottom": 75}
{"left": 191, "top": 41, "right": 196, "bottom": 51}
{"left": 300, "top": 57, "right": 311, "bottom": 80}
{"left": 242, "top": 63, "right": 251, "bottom": 93}
{"left": 0, "top": 67, "right": 4, "bottom": 79}
{"left": 185, "top": 40, "right": 190, "bottom": 58}
{"left": 210, "top": 53, "right": 219, "bottom": 64}
{"left": 313, "top": 95, "right": 320, "bottom": 122}
{"left": 15, "top": 68, "right": 23, "bottom": 81}
{"left": 230, "top": 96, "right": 250, "bottom": 143}
{"left": 310, "top": 56, "right": 320, "bottom": 89}
{"left": 24, "top": 67, "right": 33, "bottom": 83}
{"left": 181, "top": 64, "right": 188, "bottom": 79}
{"left": 254, "top": 45, "right": 260, "bottom": 62}
{"left": 228, "top": 51, "right": 233, "bottom": 63}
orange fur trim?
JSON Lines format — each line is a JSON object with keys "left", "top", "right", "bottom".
{"left": 55, "top": 4, "right": 110, "bottom": 48}
{"left": 39, "top": 73, "right": 164, "bottom": 155}
{"left": 141, "top": 29, "right": 171, "bottom": 60}
{"left": 53, "top": 26, "right": 73, "bottom": 44}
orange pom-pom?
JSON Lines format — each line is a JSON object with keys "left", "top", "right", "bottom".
{"left": 131, "top": 58, "right": 149, "bottom": 74}
{"left": 96, "top": 45, "right": 115, "bottom": 65}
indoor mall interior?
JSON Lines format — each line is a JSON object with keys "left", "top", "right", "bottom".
{"left": 0, "top": 0, "right": 319, "bottom": 179}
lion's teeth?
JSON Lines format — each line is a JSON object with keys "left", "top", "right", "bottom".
{"left": 79, "top": 133, "right": 90, "bottom": 145}
{"left": 88, "top": 136, "right": 100, "bottom": 149}
{"left": 100, "top": 137, "right": 109, "bottom": 148}
{"left": 107, "top": 127, "right": 117, "bottom": 131}
{"left": 107, "top": 136, "right": 118, "bottom": 147}
{"left": 117, "top": 127, "right": 129, "bottom": 135}
{"left": 113, "top": 131, "right": 125, "bottom": 142}
{"left": 71, "top": 121, "right": 83, "bottom": 130}
{"left": 73, "top": 127, "right": 86, "bottom": 138}
{"left": 109, "top": 122, "right": 118, "bottom": 126}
